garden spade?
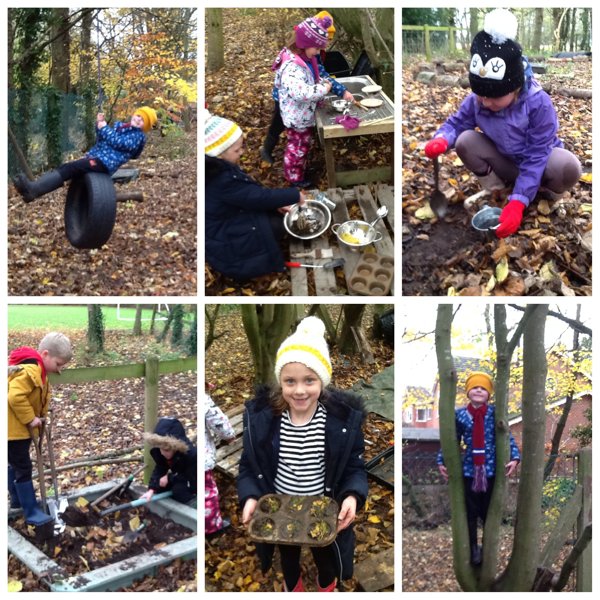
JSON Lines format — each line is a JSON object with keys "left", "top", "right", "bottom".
{"left": 430, "top": 156, "right": 448, "bottom": 218}
{"left": 43, "top": 416, "right": 68, "bottom": 534}
{"left": 99, "top": 490, "right": 173, "bottom": 516}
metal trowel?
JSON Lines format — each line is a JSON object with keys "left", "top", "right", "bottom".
{"left": 430, "top": 157, "right": 448, "bottom": 218}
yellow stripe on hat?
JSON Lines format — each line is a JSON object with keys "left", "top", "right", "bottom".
{"left": 205, "top": 124, "right": 241, "bottom": 154}
{"left": 276, "top": 344, "right": 332, "bottom": 375}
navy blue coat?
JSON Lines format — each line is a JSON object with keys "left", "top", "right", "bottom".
{"left": 148, "top": 418, "right": 197, "bottom": 503}
{"left": 205, "top": 159, "right": 299, "bottom": 281}
{"left": 237, "top": 386, "right": 368, "bottom": 580}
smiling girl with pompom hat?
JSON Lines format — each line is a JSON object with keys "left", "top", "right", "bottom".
{"left": 237, "top": 316, "right": 368, "bottom": 591}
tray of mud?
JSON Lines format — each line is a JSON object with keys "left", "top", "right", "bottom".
{"left": 248, "top": 494, "right": 338, "bottom": 547}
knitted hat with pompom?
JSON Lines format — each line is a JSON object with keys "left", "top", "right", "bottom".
{"left": 469, "top": 9, "right": 524, "bottom": 98}
{"left": 274, "top": 316, "right": 332, "bottom": 386}
{"left": 295, "top": 15, "right": 332, "bottom": 49}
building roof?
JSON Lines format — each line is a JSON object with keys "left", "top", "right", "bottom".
{"left": 402, "top": 427, "right": 440, "bottom": 442}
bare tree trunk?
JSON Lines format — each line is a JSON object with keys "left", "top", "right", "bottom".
{"left": 469, "top": 8, "right": 479, "bottom": 40}
{"left": 499, "top": 305, "right": 548, "bottom": 591}
{"left": 532, "top": 8, "right": 544, "bottom": 53}
{"left": 51, "top": 8, "right": 71, "bottom": 92}
{"left": 206, "top": 8, "right": 224, "bottom": 72}
{"left": 338, "top": 305, "right": 365, "bottom": 355}
{"left": 133, "top": 305, "right": 143, "bottom": 336}
{"left": 204, "top": 304, "right": 222, "bottom": 351}
{"left": 241, "top": 305, "right": 302, "bottom": 385}
{"left": 544, "top": 305, "right": 581, "bottom": 480}
{"left": 436, "top": 305, "right": 477, "bottom": 591}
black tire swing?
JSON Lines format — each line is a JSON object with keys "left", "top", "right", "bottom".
{"left": 63, "top": 13, "right": 117, "bottom": 250}
{"left": 64, "top": 172, "right": 117, "bottom": 249}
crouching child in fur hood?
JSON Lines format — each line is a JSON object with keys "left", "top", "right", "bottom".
{"left": 237, "top": 316, "right": 368, "bottom": 592}
{"left": 141, "top": 417, "right": 197, "bottom": 505}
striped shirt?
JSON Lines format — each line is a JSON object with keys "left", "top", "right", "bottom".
{"left": 274, "top": 403, "right": 327, "bottom": 495}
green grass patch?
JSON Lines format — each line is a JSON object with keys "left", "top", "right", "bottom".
{"left": 8, "top": 305, "right": 163, "bottom": 332}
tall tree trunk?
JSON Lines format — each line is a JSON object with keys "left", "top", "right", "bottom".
{"left": 80, "top": 8, "right": 95, "bottom": 148}
{"left": 532, "top": 8, "right": 544, "bottom": 53}
{"left": 469, "top": 9, "right": 479, "bottom": 41}
{"left": 241, "top": 305, "right": 302, "bottom": 385}
{"left": 51, "top": 8, "right": 71, "bottom": 92}
{"left": 543, "top": 305, "right": 582, "bottom": 480}
{"left": 133, "top": 305, "right": 143, "bottom": 336}
{"left": 499, "top": 305, "right": 548, "bottom": 591}
{"left": 436, "top": 305, "right": 477, "bottom": 591}
{"left": 206, "top": 8, "right": 224, "bottom": 72}
{"left": 87, "top": 304, "right": 105, "bottom": 353}
{"left": 338, "top": 305, "right": 365, "bottom": 354}
{"left": 569, "top": 8, "right": 577, "bottom": 52}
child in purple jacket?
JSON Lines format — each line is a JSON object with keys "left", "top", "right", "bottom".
{"left": 424, "top": 9, "right": 581, "bottom": 238}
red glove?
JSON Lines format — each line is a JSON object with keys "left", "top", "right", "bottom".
{"left": 424, "top": 137, "right": 449, "bottom": 159}
{"left": 496, "top": 200, "right": 525, "bottom": 238}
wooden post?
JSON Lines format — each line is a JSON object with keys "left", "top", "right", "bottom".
{"left": 143, "top": 355, "right": 159, "bottom": 485}
{"left": 576, "top": 447, "right": 592, "bottom": 591}
{"left": 449, "top": 27, "right": 456, "bottom": 53}
{"left": 424, "top": 25, "right": 432, "bottom": 61}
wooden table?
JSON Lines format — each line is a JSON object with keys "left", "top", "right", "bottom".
{"left": 315, "top": 75, "right": 395, "bottom": 189}
{"left": 288, "top": 184, "right": 394, "bottom": 296}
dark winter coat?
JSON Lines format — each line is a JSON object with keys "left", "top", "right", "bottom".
{"left": 205, "top": 158, "right": 299, "bottom": 281}
{"left": 147, "top": 418, "right": 197, "bottom": 503}
{"left": 237, "top": 386, "right": 368, "bottom": 580}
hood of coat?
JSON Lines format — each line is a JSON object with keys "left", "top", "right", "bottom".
{"left": 248, "top": 384, "right": 367, "bottom": 423}
{"left": 144, "top": 417, "right": 191, "bottom": 455}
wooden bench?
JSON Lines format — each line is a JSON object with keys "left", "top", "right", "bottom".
{"left": 289, "top": 183, "right": 394, "bottom": 296}
{"left": 214, "top": 405, "right": 245, "bottom": 478}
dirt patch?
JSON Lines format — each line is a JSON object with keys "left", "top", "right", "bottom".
{"left": 10, "top": 496, "right": 194, "bottom": 577}
{"left": 402, "top": 204, "right": 491, "bottom": 295}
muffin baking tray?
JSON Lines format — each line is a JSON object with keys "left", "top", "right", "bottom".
{"left": 248, "top": 494, "right": 338, "bottom": 547}
{"left": 348, "top": 253, "right": 394, "bottom": 296}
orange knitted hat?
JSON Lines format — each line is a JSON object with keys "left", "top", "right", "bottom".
{"left": 465, "top": 372, "right": 494, "bottom": 395}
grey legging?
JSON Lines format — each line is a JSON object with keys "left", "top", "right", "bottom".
{"left": 455, "top": 130, "right": 581, "bottom": 194}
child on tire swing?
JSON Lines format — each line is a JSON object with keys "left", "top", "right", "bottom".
{"left": 140, "top": 417, "right": 197, "bottom": 506}
{"left": 8, "top": 333, "right": 72, "bottom": 527}
{"left": 237, "top": 317, "right": 368, "bottom": 592}
{"left": 423, "top": 9, "right": 581, "bottom": 238}
{"left": 437, "top": 372, "right": 520, "bottom": 566}
{"left": 14, "top": 106, "right": 157, "bottom": 203}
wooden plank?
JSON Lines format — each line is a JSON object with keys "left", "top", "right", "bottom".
{"left": 335, "top": 166, "right": 392, "bottom": 187}
{"left": 215, "top": 436, "right": 244, "bottom": 463}
{"left": 289, "top": 238, "right": 309, "bottom": 296}
{"left": 354, "top": 547, "right": 394, "bottom": 592}
{"left": 355, "top": 186, "right": 394, "bottom": 259}
{"left": 312, "top": 236, "right": 339, "bottom": 296}
{"left": 540, "top": 484, "right": 582, "bottom": 568}
{"left": 323, "top": 138, "right": 336, "bottom": 189}
{"left": 376, "top": 184, "right": 395, "bottom": 229}
{"left": 331, "top": 189, "right": 362, "bottom": 286}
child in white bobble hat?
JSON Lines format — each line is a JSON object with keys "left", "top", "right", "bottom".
{"left": 237, "top": 316, "right": 368, "bottom": 592}
{"left": 205, "top": 110, "right": 306, "bottom": 282}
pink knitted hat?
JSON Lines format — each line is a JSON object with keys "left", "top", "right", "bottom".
{"left": 295, "top": 15, "right": 332, "bottom": 49}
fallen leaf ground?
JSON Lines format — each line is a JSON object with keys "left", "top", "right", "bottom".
{"left": 204, "top": 308, "right": 395, "bottom": 592}
{"left": 402, "top": 57, "right": 592, "bottom": 296}
{"left": 8, "top": 128, "right": 197, "bottom": 296}
{"left": 205, "top": 8, "right": 393, "bottom": 296}
{"left": 7, "top": 328, "right": 197, "bottom": 592}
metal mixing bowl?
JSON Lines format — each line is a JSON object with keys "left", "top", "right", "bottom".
{"left": 284, "top": 200, "right": 332, "bottom": 240}
{"left": 331, "top": 220, "right": 383, "bottom": 248}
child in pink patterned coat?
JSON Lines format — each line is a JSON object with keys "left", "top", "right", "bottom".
{"left": 205, "top": 393, "right": 236, "bottom": 534}
{"left": 273, "top": 14, "right": 335, "bottom": 187}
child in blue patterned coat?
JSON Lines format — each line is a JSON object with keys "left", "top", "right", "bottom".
{"left": 437, "top": 372, "right": 520, "bottom": 565}
{"left": 14, "top": 106, "right": 157, "bottom": 203}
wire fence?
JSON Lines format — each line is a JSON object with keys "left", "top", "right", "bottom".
{"left": 8, "top": 89, "right": 91, "bottom": 177}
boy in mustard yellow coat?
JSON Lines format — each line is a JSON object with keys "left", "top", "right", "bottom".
{"left": 8, "top": 332, "right": 72, "bottom": 525}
